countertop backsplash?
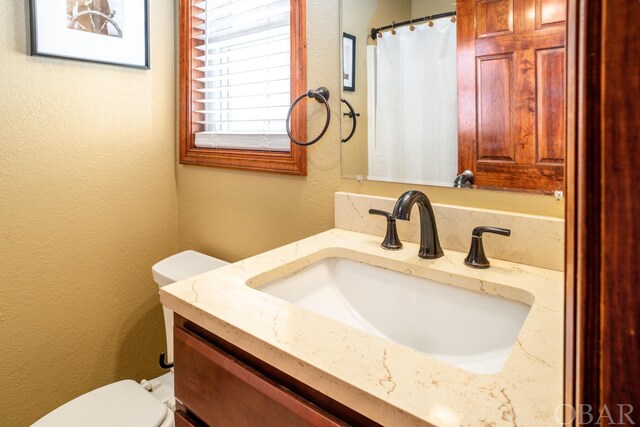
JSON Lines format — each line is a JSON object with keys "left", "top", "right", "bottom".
{"left": 335, "top": 192, "right": 564, "bottom": 272}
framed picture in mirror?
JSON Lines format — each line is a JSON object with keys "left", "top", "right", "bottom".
{"left": 343, "top": 33, "right": 356, "bottom": 91}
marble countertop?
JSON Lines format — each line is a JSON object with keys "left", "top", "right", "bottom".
{"left": 160, "top": 229, "right": 564, "bottom": 426}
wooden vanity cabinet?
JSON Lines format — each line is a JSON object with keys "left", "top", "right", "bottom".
{"left": 173, "top": 314, "right": 380, "bottom": 427}
{"left": 175, "top": 409, "right": 200, "bottom": 427}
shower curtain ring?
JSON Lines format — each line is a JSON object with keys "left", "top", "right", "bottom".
{"left": 409, "top": 18, "right": 415, "bottom": 31}
{"left": 391, "top": 21, "right": 396, "bottom": 35}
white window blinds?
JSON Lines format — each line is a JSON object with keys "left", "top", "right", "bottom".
{"left": 193, "top": 0, "right": 292, "bottom": 152}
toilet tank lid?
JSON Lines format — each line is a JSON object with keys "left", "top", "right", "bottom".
{"left": 152, "top": 250, "right": 229, "bottom": 287}
{"left": 32, "top": 380, "right": 168, "bottom": 427}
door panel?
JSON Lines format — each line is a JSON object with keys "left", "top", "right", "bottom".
{"left": 536, "top": 47, "right": 565, "bottom": 164}
{"left": 477, "top": 54, "right": 515, "bottom": 161}
{"left": 537, "top": 0, "right": 567, "bottom": 28}
{"left": 476, "top": 0, "right": 513, "bottom": 38}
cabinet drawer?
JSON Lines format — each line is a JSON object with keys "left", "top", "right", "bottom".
{"left": 174, "top": 325, "right": 347, "bottom": 427}
{"left": 175, "top": 409, "right": 200, "bottom": 427}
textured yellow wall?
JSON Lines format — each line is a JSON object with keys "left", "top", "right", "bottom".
{"left": 370, "top": 0, "right": 412, "bottom": 27}
{"left": 0, "top": 1, "right": 178, "bottom": 425}
{"left": 341, "top": 0, "right": 413, "bottom": 177}
{"left": 177, "top": 0, "right": 563, "bottom": 263}
{"left": 412, "top": 0, "right": 456, "bottom": 17}
{"left": 340, "top": 0, "right": 377, "bottom": 176}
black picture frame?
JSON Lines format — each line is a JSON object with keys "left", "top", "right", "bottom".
{"left": 343, "top": 33, "right": 356, "bottom": 91}
{"left": 29, "top": 0, "right": 151, "bottom": 70}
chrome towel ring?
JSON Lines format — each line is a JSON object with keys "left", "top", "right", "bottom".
{"left": 286, "top": 87, "right": 331, "bottom": 146}
{"left": 340, "top": 98, "right": 360, "bottom": 143}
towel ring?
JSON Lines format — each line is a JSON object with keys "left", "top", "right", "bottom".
{"left": 286, "top": 87, "right": 331, "bottom": 147}
{"left": 341, "top": 98, "right": 360, "bottom": 143}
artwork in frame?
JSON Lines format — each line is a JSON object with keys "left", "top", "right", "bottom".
{"left": 343, "top": 33, "right": 356, "bottom": 92}
{"left": 29, "top": 0, "right": 150, "bottom": 69}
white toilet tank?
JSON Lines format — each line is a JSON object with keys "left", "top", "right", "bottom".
{"left": 152, "top": 250, "right": 228, "bottom": 364}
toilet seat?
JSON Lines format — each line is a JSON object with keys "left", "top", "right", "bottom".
{"left": 32, "top": 380, "right": 172, "bottom": 427}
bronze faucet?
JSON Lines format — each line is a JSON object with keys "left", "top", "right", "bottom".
{"left": 392, "top": 190, "right": 443, "bottom": 259}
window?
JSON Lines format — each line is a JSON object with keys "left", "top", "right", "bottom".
{"left": 179, "top": 0, "right": 307, "bottom": 175}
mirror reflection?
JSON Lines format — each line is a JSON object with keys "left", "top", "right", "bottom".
{"left": 340, "top": 0, "right": 567, "bottom": 194}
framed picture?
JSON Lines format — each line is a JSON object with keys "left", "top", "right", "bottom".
{"left": 29, "top": 0, "right": 150, "bottom": 69}
{"left": 343, "top": 33, "right": 356, "bottom": 91}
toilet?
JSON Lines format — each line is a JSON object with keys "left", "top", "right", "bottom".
{"left": 32, "top": 250, "right": 228, "bottom": 427}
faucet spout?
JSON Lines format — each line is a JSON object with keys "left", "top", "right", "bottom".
{"left": 392, "top": 190, "right": 444, "bottom": 259}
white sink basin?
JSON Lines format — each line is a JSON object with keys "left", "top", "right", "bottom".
{"left": 258, "top": 258, "right": 532, "bottom": 374}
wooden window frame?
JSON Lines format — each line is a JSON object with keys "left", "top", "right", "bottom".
{"left": 178, "top": 0, "right": 307, "bottom": 176}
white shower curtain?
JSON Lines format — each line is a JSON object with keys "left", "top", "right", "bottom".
{"left": 369, "top": 19, "right": 457, "bottom": 186}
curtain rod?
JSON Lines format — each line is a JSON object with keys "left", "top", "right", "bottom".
{"left": 370, "top": 11, "right": 456, "bottom": 40}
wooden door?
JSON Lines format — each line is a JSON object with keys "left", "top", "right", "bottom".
{"left": 457, "top": 0, "right": 566, "bottom": 191}
{"left": 565, "top": 0, "right": 640, "bottom": 424}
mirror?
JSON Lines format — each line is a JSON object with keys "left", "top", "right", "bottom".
{"left": 340, "top": 0, "right": 567, "bottom": 194}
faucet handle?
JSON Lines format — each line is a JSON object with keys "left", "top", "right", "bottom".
{"left": 464, "top": 226, "right": 511, "bottom": 269}
{"left": 472, "top": 226, "right": 511, "bottom": 238}
{"left": 369, "top": 209, "right": 403, "bottom": 250}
